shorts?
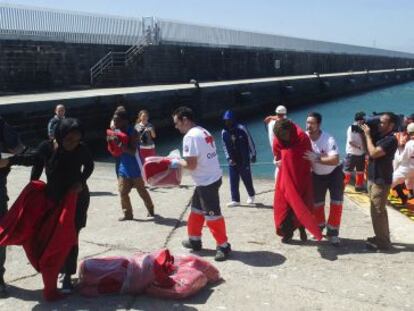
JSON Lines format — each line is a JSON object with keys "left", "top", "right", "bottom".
{"left": 191, "top": 178, "right": 222, "bottom": 217}
{"left": 344, "top": 154, "right": 365, "bottom": 172}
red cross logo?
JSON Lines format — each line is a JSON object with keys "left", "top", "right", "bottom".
{"left": 203, "top": 131, "right": 215, "bottom": 148}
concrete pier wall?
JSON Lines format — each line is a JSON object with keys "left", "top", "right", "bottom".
{"left": 0, "top": 68, "right": 412, "bottom": 147}
{"left": 1, "top": 38, "right": 414, "bottom": 92}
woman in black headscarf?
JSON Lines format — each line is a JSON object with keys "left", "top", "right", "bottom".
{"left": 0, "top": 118, "right": 94, "bottom": 299}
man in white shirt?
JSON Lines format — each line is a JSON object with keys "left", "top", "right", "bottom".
{"left": 392, "top": 122, "right": 414, "bottom": 202}
{"left": 171, "top": 106, "right": 231, "bottom": 261}
{"left": 265, "top": 105, "right": 287, "bottom": 178}
{"left": 304, "top": 112, "right": 344, "bottom": 245}
{"left": 344, "top": 112, "right": 366, "bottom": 192}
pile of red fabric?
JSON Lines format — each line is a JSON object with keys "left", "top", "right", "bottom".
{"left": 146, "top": 254, "right": 220, "bottom": 299}
{"left": 0, "top": 181, "right": 78, "bottom": 301}
{"left": 273, "top": 122, "right": 322, "bottom": 240}
{"left": 143, "top": 156, "right": 182, "bottom": 187}
{"left": 78, "top": 250, "right": 220, "bottom": 299}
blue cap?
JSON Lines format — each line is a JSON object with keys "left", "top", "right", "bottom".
{"left": 223, "top": 110, "right": 234, "bottom": 121}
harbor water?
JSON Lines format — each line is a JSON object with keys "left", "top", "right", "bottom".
{"left": 152, "top": 81, "right": 414, "bottom": 179}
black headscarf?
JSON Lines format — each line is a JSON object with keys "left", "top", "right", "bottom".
{"left": 53, "top": 118, "right": 84, "bottom": 146}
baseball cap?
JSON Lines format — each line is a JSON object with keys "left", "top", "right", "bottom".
{"left": 407, "top": 122, "right": 414, "bottom": 134}
{"left": 223, "top": 110, "right": 234, "bottom": 120}
{"left": 275, "top": 105, "right": 287, "bottom": 115}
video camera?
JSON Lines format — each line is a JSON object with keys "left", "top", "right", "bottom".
{"left": 351, "top": 124, "right": 364, "bottom": 134}
{"left": 362, "top": 112, "right": 403, "bottom": 137}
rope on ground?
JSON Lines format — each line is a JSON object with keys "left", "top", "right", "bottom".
{"left": 162, "top": 196, "right": 192, "bottom": 249}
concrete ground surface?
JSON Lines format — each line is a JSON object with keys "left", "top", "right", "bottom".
{"left": 0, "top": 162, "right": 413, "bottom": 311}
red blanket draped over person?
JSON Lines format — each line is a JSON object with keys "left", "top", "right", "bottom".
{"left": 273, "top": 121, "right": 322, "bottom": 240}
{"left": 0, "top": 181, "right": 78, "bottom": 301}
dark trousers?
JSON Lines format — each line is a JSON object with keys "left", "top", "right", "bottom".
{"left": 61, "top": 184, "right": 90, "bottom": 276}
{"left": 229, "top": 164, "right": 255, "bottom": 202}
{"left": 0, "top": 176, "right": 8, "bottom": 278}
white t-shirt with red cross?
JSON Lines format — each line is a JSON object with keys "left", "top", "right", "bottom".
{"left": 183, "top": 126, "right": 222, "bottom": 186}
{"left": 308, "top": 131, "right": 340, "bottom": 175}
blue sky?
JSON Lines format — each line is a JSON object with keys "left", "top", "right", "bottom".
{"left": 3, "top": 0, "right": 414, "bottom": 53}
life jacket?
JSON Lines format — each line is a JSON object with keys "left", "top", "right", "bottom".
{"left": 106, "top": 129, "right": 129, "bottom": 157}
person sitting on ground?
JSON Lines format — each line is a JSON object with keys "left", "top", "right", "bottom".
{"left": 392, "top": 114, "right": 414, "bottom": 204}
{"left": 392, "top": 122, "right": 414, "bottom": 205}
{"left": 111, "top": 111, "right": 155, "bottom": 221}
{"left": 221, "top": 110, "right": 256, "bottom": 207}
{"left": 273, "top": 119, "right": 322, "bottom": 243}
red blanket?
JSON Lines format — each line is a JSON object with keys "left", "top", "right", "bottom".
{"left": 143, "top": 157, "right": 182, "bottom": 187}
{"left": 0, "top": 181, "right": 78, "bottom": 301}
{"left": 106, "top": 129, "right": 129, "bottom": 157}
{"left": 273, "top": 123, "right": 322, "bottom": 240}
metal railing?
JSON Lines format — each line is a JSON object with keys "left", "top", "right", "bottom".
{"left": 0, "top": 3, "right": 143, "bottom": 45}
{"left": 90, "top": 37, "right": 148, "bottom": 85}
{"left": 158, "top": 19, "right": 414, "bottom": 59}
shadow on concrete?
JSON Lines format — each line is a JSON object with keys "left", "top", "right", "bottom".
{"left": 31, "top": 293, "right": 133, "bottom": 311}
{"left": 195, "top": 249, "right": 286, "bottom": 267}
{"left": 285, "top": 237, "right": 414, "bottom": 261}
{"left": 89, "top": 191, "right": 117, "bottom": 197}
{"left": 131, "top": 214, "right": 187, "bottom": 228}
{"left": 5, "top": 285, "right": 42, "bottom": 302}
{"left": 238, "top": 203, "right": 273, "bottom": 209}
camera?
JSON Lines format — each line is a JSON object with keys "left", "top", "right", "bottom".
{"left": 351, "top": 124, "right": 363, "bottom": 133}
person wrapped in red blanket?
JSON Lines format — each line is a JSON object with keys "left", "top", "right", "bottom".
{"left": 0, "top": 118, "right": 94, "bottom": 301}
{"left": 272, "top": 119, "right": 322, "bottom": 243}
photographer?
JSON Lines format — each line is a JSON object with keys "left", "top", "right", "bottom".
{"left": 361, "top": 112, "right": 398, "bottom": 251}
{"left": 344, "top": 112, "right": 366, "bottom": 191}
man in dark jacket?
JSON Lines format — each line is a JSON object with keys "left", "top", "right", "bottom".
{"left": 221, "top": 110, "right": 256, "bottom": 207}
{"left": 0, "top": 116, "right": 24, "bottom": 297}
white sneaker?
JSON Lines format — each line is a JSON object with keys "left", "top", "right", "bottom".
{"left": 246, "top": 196, "right": 255, "bottom": 205}
{"left": 226, "top": 201, "right": 240, "bottom": 207}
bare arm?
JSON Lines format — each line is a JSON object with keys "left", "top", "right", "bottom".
{"left": 179, "top": 156, "right": 198, "bottom": 170}
{"left": 319, "top": 154, "right": 340, "bottom": 166}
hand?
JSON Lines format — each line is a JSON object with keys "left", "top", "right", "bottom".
{"left": 360, "top": 124, "right": 371, "bottom": 136}
{"left": 229, "top": 159, "right": 237, "bottom": 166}
{"left": 169, "top": 159, "right": 181, "bottom": 169}
{"left": 303, "top": 151, "right": 320, "bottom": 163}
{"left": 275, "top": 160, "right": 282, "bottom": 167}
{"left": 0, "top": 159, "right": 9, "bottom": 168}
{"left": 251, "top": 156, "right": 257, "bottom": 163}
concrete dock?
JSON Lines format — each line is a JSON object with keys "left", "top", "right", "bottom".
{"left": 0, "top": 162, "right": 413, "bottom": 311}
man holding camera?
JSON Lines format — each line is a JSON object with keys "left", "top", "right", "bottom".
{"left": 361, "top": 112, "right": 398, "bottom": 251}
{"left": 344, "top": 112, "right": 367, "bottom": 192}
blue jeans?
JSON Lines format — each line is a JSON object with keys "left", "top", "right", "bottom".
{"left": 229, "top": 164, "right": 255, "bottom": 202}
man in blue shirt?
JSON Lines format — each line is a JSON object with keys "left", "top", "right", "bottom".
{"left": 221, "top": 110, "right": 256, "bottom": 207}
{"left": 112, "top": 111, "right": 155, "bottom": 220}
